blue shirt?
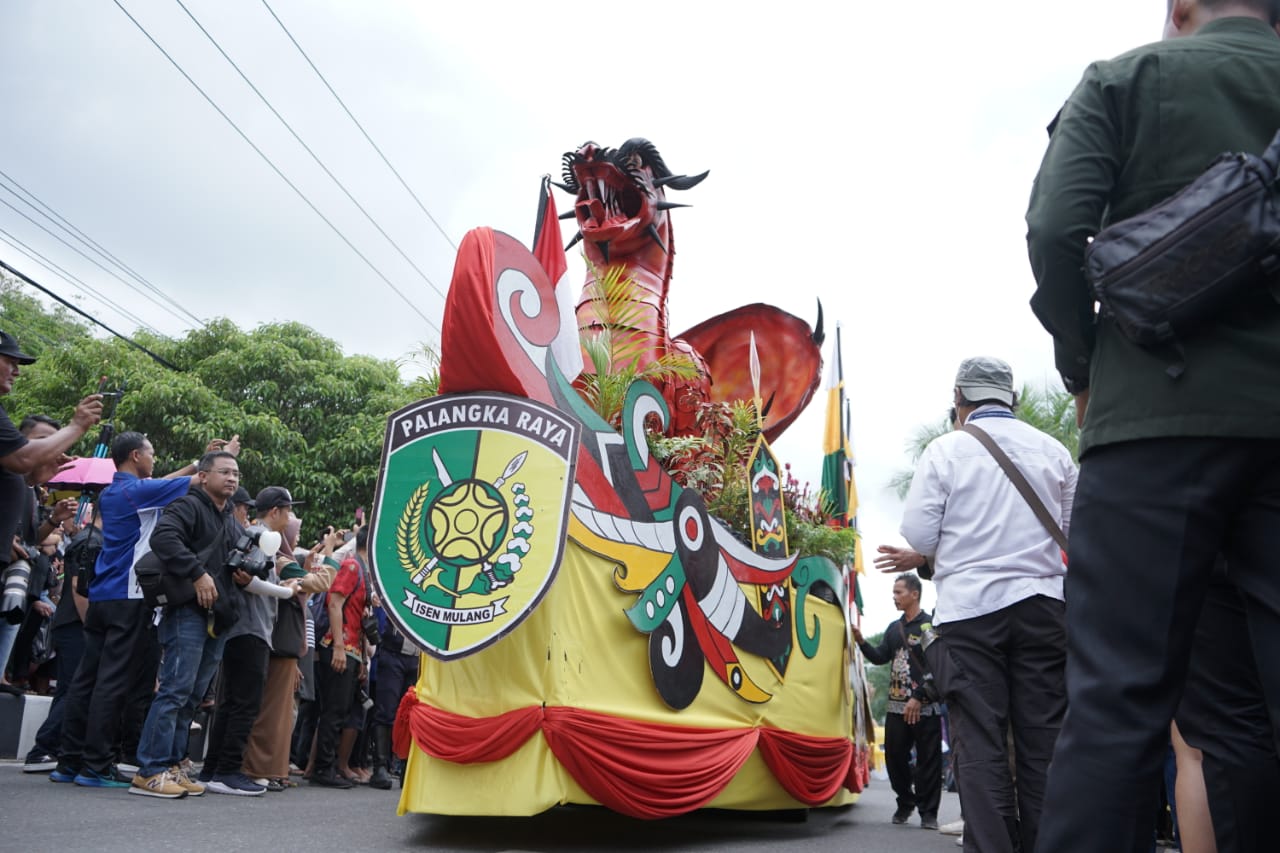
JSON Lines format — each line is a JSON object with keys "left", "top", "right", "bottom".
{"left": 90, "top": 472, "right": 192, "bottom": 602}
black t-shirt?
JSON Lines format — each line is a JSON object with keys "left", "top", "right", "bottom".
{"left": 0, "top": 403, "right": 30, "bottom": 568}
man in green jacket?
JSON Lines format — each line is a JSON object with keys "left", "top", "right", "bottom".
{"left": 1026, "top": 2, "right": 1280, "bottom": 851}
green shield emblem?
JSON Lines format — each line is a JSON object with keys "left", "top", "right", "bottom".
{"left": 369, "top": 393, "right": 579, "bottom": 660}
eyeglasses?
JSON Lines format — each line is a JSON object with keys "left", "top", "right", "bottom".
{"left": 211, "top": 468, "right": 241, "bottom": 478}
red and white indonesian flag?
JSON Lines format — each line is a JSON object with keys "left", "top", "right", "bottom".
{"left": 533, "top": 176, "right": 583, "bottom": 381}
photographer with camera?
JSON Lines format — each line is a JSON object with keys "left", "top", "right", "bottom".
{"left": 131, "top": 450, "right": 244, "bottom": 799}
{"left": 854, "top": 573, "right": 944, "bottom": 830}
{"left": 200, "top": 486, "right": 303, "bottom": 796}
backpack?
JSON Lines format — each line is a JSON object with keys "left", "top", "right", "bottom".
{"left": 67, "top": 525, "right": 105, "bottom": 598}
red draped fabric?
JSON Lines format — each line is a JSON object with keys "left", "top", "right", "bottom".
{"left": 542, "top": 706, "right": 759, "bottom": 819}
{"left": 393, "top": 696, "right": 861, "bottom": 818}
{"left": 396, "top": 690, "right": 543, "bottom": 764}
{"left": 756, "top": 727, "right": 852, "bottom": 805}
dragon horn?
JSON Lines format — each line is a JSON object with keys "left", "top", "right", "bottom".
{"left": 812, "top": 299, "right": 826, "bottom": 346}
{"left": 655, "top": 201, "right": 690, "bottom": 211}
{"left": 653, "top": 170, "right": 709, "bottom": 191}
{"left": 565, "top": 231, "right": 584, "bottom": 252}
{"left": 558, "top": 210, "right": 577, "bottom": 220}
{"left": 645, "top": 224, "right": 667, "bottom": 253}
{"left": 596, "top": 240, "right": 611, "bottom": 263}
{"left": 551, "top": 181, "right": 575, "bottom": 193}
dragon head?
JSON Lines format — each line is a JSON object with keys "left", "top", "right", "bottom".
{"left": 556, "top": 138, "right": 708, "bottom": 263}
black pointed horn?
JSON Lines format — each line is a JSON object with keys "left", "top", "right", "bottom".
{"left": 760, "top": 391, "right": 776, "bottom": 419}
{"left": 812, "top": 299, "right": 825, "bottom": 346}
{"left": 655, "top": 201, "right": 690, "bottom": 211}
{"left": 597, "top": 240, "right": 611, "bottom": 263}
{"left": 559, "top": 210, "right": 577, "bottom": 220}
{"left": 645, "top": 223, "right": 667, "bottom": 253}
{"left": 565, "top": 231, "right": 584, "bottom": 252}
{"left": 551, "top": 181, "right": 575, "bottom": 193}
{"left": 653, "top": 170, "right": 709, "bottom": 191}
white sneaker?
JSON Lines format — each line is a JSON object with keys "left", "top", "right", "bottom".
{"left": 940, "top": 820, "right": 965, "bottom": 836}
{"left": 956, "top": 834, "right": 964, "bottom": 847}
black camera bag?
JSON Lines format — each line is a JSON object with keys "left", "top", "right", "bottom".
{"left": 1084, "top": 128, "right": 1280, "bottom": 366}
{"left": 134, "top": 532, "right": 227, "bottom": 610}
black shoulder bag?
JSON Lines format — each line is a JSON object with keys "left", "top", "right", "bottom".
{"left": 1084, "top": 128, "right": 1280, "bottom": 376}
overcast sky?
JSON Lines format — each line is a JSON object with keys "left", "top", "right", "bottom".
{"left": 2, "top": 1, "right": 1167, "bottom": 627}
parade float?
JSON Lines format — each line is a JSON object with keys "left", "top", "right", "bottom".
{"left": 372, "top": 139, "right": 873, "bottom": 818}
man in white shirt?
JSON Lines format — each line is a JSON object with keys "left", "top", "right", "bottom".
{"left": 884, "top": 357, "right": 1076, "bottom": 853}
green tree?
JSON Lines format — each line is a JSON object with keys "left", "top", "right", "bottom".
{"left": 889, "top": 383, "right": 1080, "bottom": 498}
{"left": 1, "top": 280, "right": 433, "bottom": 529}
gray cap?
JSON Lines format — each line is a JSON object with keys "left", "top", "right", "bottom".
{"left": 955, "top": 356, "right": 1015, "bottom": 406}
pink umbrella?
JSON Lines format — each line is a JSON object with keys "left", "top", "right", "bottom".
{"left": 46, "top": 456, "right": 117, "bottom": 490}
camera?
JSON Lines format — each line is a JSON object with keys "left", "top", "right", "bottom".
{"left": 361, "top": 612, "right": 382, "bottom": 646}
{"left": 226, "top": 526, "right": 273, "bottom": 580}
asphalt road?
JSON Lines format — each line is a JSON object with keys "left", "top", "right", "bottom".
{"left": 0, "top": 761, "right": 963, "bottom": 852}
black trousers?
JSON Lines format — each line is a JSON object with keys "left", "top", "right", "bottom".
{"left": 313, "top": 644, "right": 358, "bottom": 776}
{"left": 1037, "top": 437, "right": 1280, "bottom": 853}
{"left": 204, "top": 634, "right": 270, "bottom": 776}
{"left": 942, "top": 594, "right": 1065, "bottom": 853}
{"left": 59, "top": 598, "right": 149, "bottom": 774}
{"left": 884, "top": 710, "right": 942, "bottom": 819}
{"left": 372, "top": 649, "right": 418, "bottom": 728}
{"left": 1176, "top": 565, "right": 1280, "bottom": 853}
{"left": 32, "top": 622, "right": 86, "bottom": 757}
{"left": 117, "top": 619, "right": 159, "bottom": 762}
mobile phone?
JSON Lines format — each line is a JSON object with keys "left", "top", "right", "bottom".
{"left": 354, "top": 507, "right": 365, "bottom": 525}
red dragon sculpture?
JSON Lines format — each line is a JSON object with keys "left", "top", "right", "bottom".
{"left": 555, "top": 138, "right": 824, "bottom": 440}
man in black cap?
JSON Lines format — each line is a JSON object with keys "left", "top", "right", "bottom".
{"left": 200, "top": 485, "right": 302, "bottom": 796}
{"left": 0, "top": 330, "right": 102, "bottom": 574}
{"left": 231, "top": 487, "right": 255, "bottom": 527}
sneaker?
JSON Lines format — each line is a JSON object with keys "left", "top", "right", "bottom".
{"left": 49, "top": 763, "right": 79, "bottom": 783}
{"left": 891, "top": 806, "right": 914, "bottom": 825}
{"left": 207, "top": 772, "right": 267, "bottom": 797}
{"left": 169, "top": 765, "right": 206, "bottom": 797}
{"left": 957, "top": 835, "right": 964, "bottom": 847}
{"left": 309, "top": 770, "right": 354, "bottom": 789}
{"left": 74, "top": 767, "right": 132, "bottom": 789}
{"left": 197, "top": 765, "right": 215, "bottom": 783}
{"left": 23, "top": 751, "right": 58, "bottom": 773}
{"left": 939, "top": 819, "right": 965, "bottom": 836}
{"left": 921, "top": 816, "right": 940, "bottom": 830}
{"left": 129, "top": 770, "right": 188, "bottom": 799}
{"left": 116, "top": 758, "right": 140, "bottom": 775}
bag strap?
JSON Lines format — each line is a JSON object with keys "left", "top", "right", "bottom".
{"left": 961, "top": 423, "right": 1068, "bottom": 552}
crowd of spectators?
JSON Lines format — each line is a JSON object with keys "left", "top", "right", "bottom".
{"left": 1, "top": 328, "right": 416, "bottom": 798}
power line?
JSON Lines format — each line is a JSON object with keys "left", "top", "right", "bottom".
{"left": 260, "top": 0, "right": 459, "bottom": 252}
{"left": 0, "top": 257, "right": 181, "bottom": 371}
{"left": 173, "top": 0, "right": 450, "bottom": 306}
{"left": 0, "top": 190, "right": 196, "bottom": 330}
{"left": 0, "top": 314, "right": 59, "bottom": 349}
{"left": 0, "top": 226, "right": 161, "bottom": 335}
{"left": 0, "top": 168, "right": 206, "bottom": 328}
{"left": 111, "top": 0, "right": 442, "bottom": 335}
